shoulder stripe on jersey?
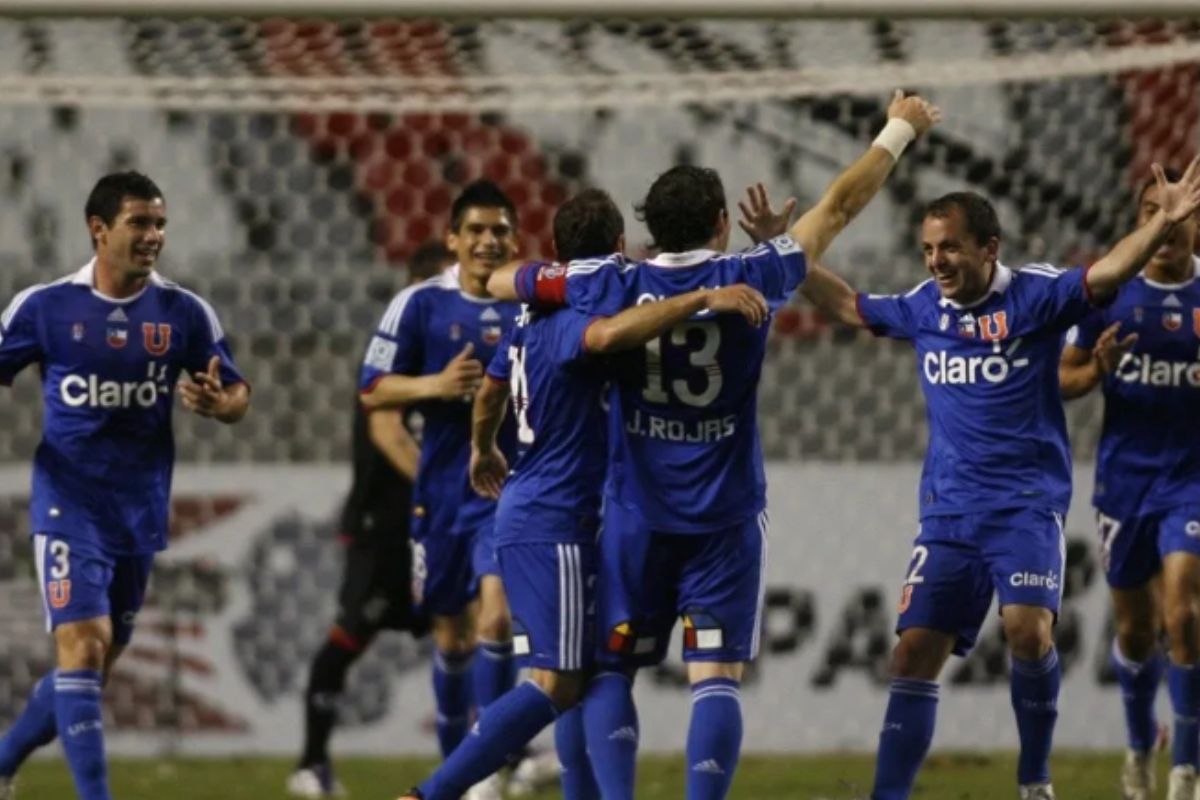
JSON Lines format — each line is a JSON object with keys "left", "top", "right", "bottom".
{"left": 379, "top": 274, "right": 445, "bottom": 337}
{"left": 2, "top": 283, "right": 48, "bottom": 329}
{"left": 174, "top": 287, "right": 226, "bottom": 341}
{"left": 1020, "top": 263, "right": 1064, "bottom": 278}
{"left": 904, "top": 278, "right": 934, "bottom": 297}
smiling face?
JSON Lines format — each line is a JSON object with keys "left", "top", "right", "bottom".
{"left": 89, "top": 196, "right": 167, "bottom": 281}
{"left": 921, "top": 206, "right": 999, "bottom": 305}
{"left": 446, "top": 205, "right": 518, "bottom": 285}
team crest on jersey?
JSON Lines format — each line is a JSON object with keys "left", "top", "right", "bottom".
{"left": 48, "top": 579, "right": 71, "bottom": 609}
{"left": 482, "top": 326, "right": 502, "bottom": 346}
{"left": 956, "top": 313, "right": 976, "bottom": 337}
{"left": 938, "top": 313, "right": 950, "bottom": 331}
{"left": 449, "top": 323, "right": 462, "bottom": 342}
{"left": 106, "top": 327, "right": 128, "bottom": 348}
{"left": 1164, "top": 311, "right": 1183, "bottom": 332}
{"left": 979, "top": 311, "right": 1009, "bottom": 341}
{"left": 71, "top": 323, "right": 85, "bottom": 342}
{"left": 142, "top": 322, "right": 172, "bottom": 355}
{"left": 1134, "top": 307, "right": 1145, "bottom": 323}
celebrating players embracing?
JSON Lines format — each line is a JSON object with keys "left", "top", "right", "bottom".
{"left": 0, "top": 171, "right": 249, "bottom": 800}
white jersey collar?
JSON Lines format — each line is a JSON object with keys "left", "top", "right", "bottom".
{"left": 71, "top": 257, "right": 160, "bottom": 303}
{"left": 1142, "top": 255, "right": 1200, "bottom": 291}
{"left": 937, "top": 263, "right": 1013, "bottom": 310}
{"left": 648, "top": 249, "right": 721, "bottom": 268}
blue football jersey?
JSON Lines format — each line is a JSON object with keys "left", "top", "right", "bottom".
{"left": 360, "top": 266, "right": 520, "bottom": 537}
{"left": 562, "top": 235, "right": 808, "bottom": 533}
{"left": 486, "top": 306, "right": 606, "bottom": 546}
{"left": 1069, "top": 257, "right": 1200, "bottom": 519}
{"left": 0, "top": 259, "right": 244, "bottom": 555}
{"left": 858, "top": 263, "right": 1098, "bottom": 518}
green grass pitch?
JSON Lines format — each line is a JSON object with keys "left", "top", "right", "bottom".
{"left": 12, "top": 751, "right": 1146, "bottom": 799}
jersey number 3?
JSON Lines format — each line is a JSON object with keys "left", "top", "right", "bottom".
{"left": 642, "top": 321, "right": 722, "bottom": 408}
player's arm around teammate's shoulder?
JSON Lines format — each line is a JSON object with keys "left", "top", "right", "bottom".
{"left": 790, "top": 90, "right": 941, "bottom": 263}
{"left": 1086, "top": 157, "right": 1200, "bottom": 301}
{"left": 582, "top": 284, "right": 768, "bottom": 354}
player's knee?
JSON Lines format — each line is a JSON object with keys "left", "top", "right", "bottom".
{"left": 529, "top": 669, "right": 585, "bottom": 710}
{"left": 57, "top": 634, "right": 109, "bottom": 671}
{"left": 476, "top": 608, "right": 512, "bottom": 643}
{"left": 890, "top": 631, "right": 951, "bottom": 680}
{"left": 1165, "top": 603, "right": 1200, "bottom": 656}
{"left": 1114, "top": 617, "right": 1159, "bottom": 662}
{"left": 432, "top": 614, "right": 476, "bottom": 654}
{"left": 1003, "top": 620, "right": 1053, "bottom": 662}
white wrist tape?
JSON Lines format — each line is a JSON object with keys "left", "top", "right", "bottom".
{"left": 872, "top": 118, "right": 917, "bottom": 160}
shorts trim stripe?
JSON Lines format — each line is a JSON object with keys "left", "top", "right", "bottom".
{"left": 1054, "top": 512, "right": 1066, "bottom": 607}
{"left": 33, "top": 534, "right": 51, "bottom": 633}
{"left": 750, "top": 510, "right": 770, "bottom": 660}
{"left": 558, "top": 543, "right": 584, "bottom": 671}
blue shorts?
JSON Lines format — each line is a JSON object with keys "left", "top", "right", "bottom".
{"left": 1098, "top": 504, "right": 1200, "bottom": 589}
{"left": 411, "top": 518, "right": 499, "bottom": 617}
{"left": 499, "top": 541, "right": 596, "bottom": 671}
{"left": 896, "top": 507, "right": 1065, "bottom": 656}
{"left": 596, "top": 502, "right": 768, "bottom": 667}
{"left": 33, "top": 533, "right": 154, "bottom": 646}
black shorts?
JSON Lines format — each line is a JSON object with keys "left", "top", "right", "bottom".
{"left": 335, "top": 536, "right": 428, "bottom": 642}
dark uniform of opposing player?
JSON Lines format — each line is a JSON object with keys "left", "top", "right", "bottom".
{"left": 289, "top": 242, "right": 452, "bottom": 800}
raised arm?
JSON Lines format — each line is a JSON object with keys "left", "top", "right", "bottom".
{"left": 790, "top": 91, "right": 941, "bottom": 264}
{"left": 584, "top": 285, "right": 769, "bottom": 354}
{"left": 1087, "top": 159, "right": 1200, "bottom": 301}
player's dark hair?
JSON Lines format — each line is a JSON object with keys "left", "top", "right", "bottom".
{"left": 406, "top": 241, "right": 453, "bottom": 283}
{"left": 1137, "top": 167, "right": 1184, "bottom": 205}
{"left": 449, "top": 179, "right": 518, "bottom": 232}
{"left": 553, "top": 188, "right": 624, "bottom": 262}
{"left": 84, "top": 171, "right": 164, "bottom": 247}
{"left": 636, "top": 165, "right": 726, "bottom": 253}
{"left": 923, "top": 192, "right": 1001, "bottom": 245}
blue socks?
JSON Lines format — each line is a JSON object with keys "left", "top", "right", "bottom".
{"left": 871, "top": 678, "right": 939, "bottom": 800}
{"left": 0, "top": 671, "right": 58, "bottom": 776}
{"left": 432, "top": 650, "right": 474, "bottom": 757}
{"left": 1011, "top": 648, "right": 1061, "bottom": 786}
{"left": 418, "top": 681, "right": 558, "bottom": 800}
{"left": 685, "top": 678, "right": 743, "bottom": 800}
{"left": 474, "top": 639, "right": 516, "bottom": 712}
{"left": 1112, "top": 642, "right": 1164, "bottom": 754}
{"left": 1169, "top": 662, "right": 1200, "bottom": 768}
{"left": 556, "top": 705, "right": 600, "bottom": 800}
{"left": 55, "top": 669, "right": 110, "bottom": 800}
{"left": 582, "top": 672, "right": 639, "bottom": 800}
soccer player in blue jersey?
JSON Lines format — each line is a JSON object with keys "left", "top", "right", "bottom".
{"left": 396, "top": 189, "right": 771, "bottom": 800}
{"left": 1060, "top": 166, "right": 1200, "bottom": 800}
{"left": 797, "top": 159, "right": 1200, "bottom": 800}
{"left": 359, "top": 181, "right": 523, "bottom": 796}
{"left": 488, "top": 91, "right": 941, "bottom": 800}
{"left": 0, "top": 171, "right": 249, "bottom": 800}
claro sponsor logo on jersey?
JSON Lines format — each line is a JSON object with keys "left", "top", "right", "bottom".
{"left": 924, "top": 337, "right": 1029, "bottom": 386}
{"left": 1115, "top": 353, "right": 1200, "bottom": 388}
{"left": 60, "top": 374, "right": 165, "bottom": 408}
